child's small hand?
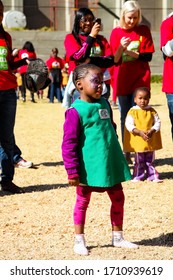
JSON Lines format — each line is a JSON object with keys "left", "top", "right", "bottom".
{"left": 139, "top": 131, "right": 149, "bottom": 141}
{"left": 68, "top": 177, "right": 80, "bottom": 186}
{"left": 132, "top": 128, "right": 149, "bottom": 141}
{"left": 146, "top": 129, "right": 155, "bottom": 138}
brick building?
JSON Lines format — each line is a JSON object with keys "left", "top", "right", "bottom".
{"left": 3, "top": 0, "right": 173, "bottom": 31}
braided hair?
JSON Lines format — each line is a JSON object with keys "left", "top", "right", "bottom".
{"left": 73, "top": 63, "right": 102, "bottom": 84}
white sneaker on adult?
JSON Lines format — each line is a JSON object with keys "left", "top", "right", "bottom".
{"left": 74, "top": 236, "right": 88, "bottom": 255}
{"left": 112, "top": 237, "right": 139, "bottom": 249}
{"left": 15, "top": 159, "right": 33, "bottom": 168}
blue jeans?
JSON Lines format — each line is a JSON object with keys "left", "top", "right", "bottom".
{"left": 72, "top": 89, "right": 80, "bottom": 102}
{"left": 49, "top": 83, "right": 63, "bottom": 103}
{"left": 166, "top": 93, "right": 173, "bottom": 141}
{"left": 0, "top": 89, "right": 16, "bottom": 182}
{"left": 118, "top": 93, "right": 135, "bottom": 143}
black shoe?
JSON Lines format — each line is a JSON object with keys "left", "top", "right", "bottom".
{"left": 1, "top": 181, "right": 25, "bottom": 194}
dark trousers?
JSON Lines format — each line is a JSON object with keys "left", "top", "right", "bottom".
{"left": 0, "top": 89, "right": 16, "bottom": 182}
{"left": 118, "top": 93, "right": 135, "bottom": 143}
{"left": 49, "top": 83, "right": 63, "bottom": 103}
{"left": 21, "top": 73, "right": 26, "bottom": 100}
{"left": 13, "top": 143, "right": 22, "bottom": 164}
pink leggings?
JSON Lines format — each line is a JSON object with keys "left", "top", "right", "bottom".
{"left": 73, "top": 184, "right": 124, "bottom": 226}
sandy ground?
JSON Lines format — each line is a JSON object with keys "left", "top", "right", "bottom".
{"left": 0, "top": 84, "right": 173, "bottom": 260}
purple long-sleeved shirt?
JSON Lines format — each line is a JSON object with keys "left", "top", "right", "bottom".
{"left": 62, "top": 108, "right": 81, "bottom": 179}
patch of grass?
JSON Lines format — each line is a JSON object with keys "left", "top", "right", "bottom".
{"left": 4, "top": 27, "right": 26, "bottom": 31}
{"left": 151, "top": 75, "right": 163, "bottom": 83}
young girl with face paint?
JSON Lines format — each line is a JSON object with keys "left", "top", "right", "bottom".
{"left": 62, "top": 64, "right": 139, "bottom": 256}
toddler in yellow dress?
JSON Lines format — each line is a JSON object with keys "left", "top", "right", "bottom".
{"left": 123, "top": 87, "right": 162, "bottom": 182}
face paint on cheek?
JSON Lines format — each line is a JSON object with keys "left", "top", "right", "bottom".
{"left": 89, "top": 74, "right": 103, "bottom": 89}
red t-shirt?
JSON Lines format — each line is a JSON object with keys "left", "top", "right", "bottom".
{"left": 64, "top": 33, "right": 112, "bottom": 74}
{"left": 110, "top": 25, "right": 155, "bottom": 96}
{"left": 46, "top": 56, "right": 64, "bottom": 70}
{"left": 0, "top": 32, "right": 17, "bottom": 90}
{"left": 160, "top": 16, "right": 173, "bottom": 92}
{"left": 18, "top": 49, "right": 36, "bottom": 74}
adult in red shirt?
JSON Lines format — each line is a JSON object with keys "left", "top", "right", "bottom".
{"left": 18, "top": 41, "right": 37, "bottom": 102}
{"left": 160, "top": 13, "right": 173, "bottom": 141}
{"left": 63, "top": 7, "right": 113, "bottom": 107}
{"left": 46, "top": 47, "right": 64, "bottom": 103}
{"left": 0, "top": 0, "right": 29, "bottom": 193}
{"left": 110, "top": 1, "right": 154, "bottom": 163}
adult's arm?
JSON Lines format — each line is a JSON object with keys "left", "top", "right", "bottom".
{"left": 9, "top": 58, "right": 28, "bottom": 70}
{"left": 110, "top": 29, "right": 129, "bottom": 64}
{"left": 162, "top": 39, "right": 173, "bottom": 57}
{"left": 65, "top": 22, "right": 104, "bottom": 63}
{"left": 160, "top": 17, "right": 173, "bottom": 59}
{"left": 138, "top": 52, "right": 153, "bottom": 61}
{"left": 65, "top": 33, "right": 96, "bottom": 63}
{"left": 110, "top": 25, "right": 154, "bottom": 64}
{"left": 89, "top": 55, "right": 115, "bottom": 68}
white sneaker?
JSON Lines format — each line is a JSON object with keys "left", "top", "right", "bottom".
{"left": 112, "top": 237, "right": 139, "bottom": 249}
{"left": 131, "top": 178, "right": 140, "bottom": 182}
{"left": 147, "top": 178, "right": 163, "bottom": 183}
{"left": 152, "top": 179, "right": 163, "bottom": 183}
{"left": 15, "top": 159, "right": 33, "bottom": 168}
{"left": 74, "top": 237, "right": 88, "bottom": 255}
